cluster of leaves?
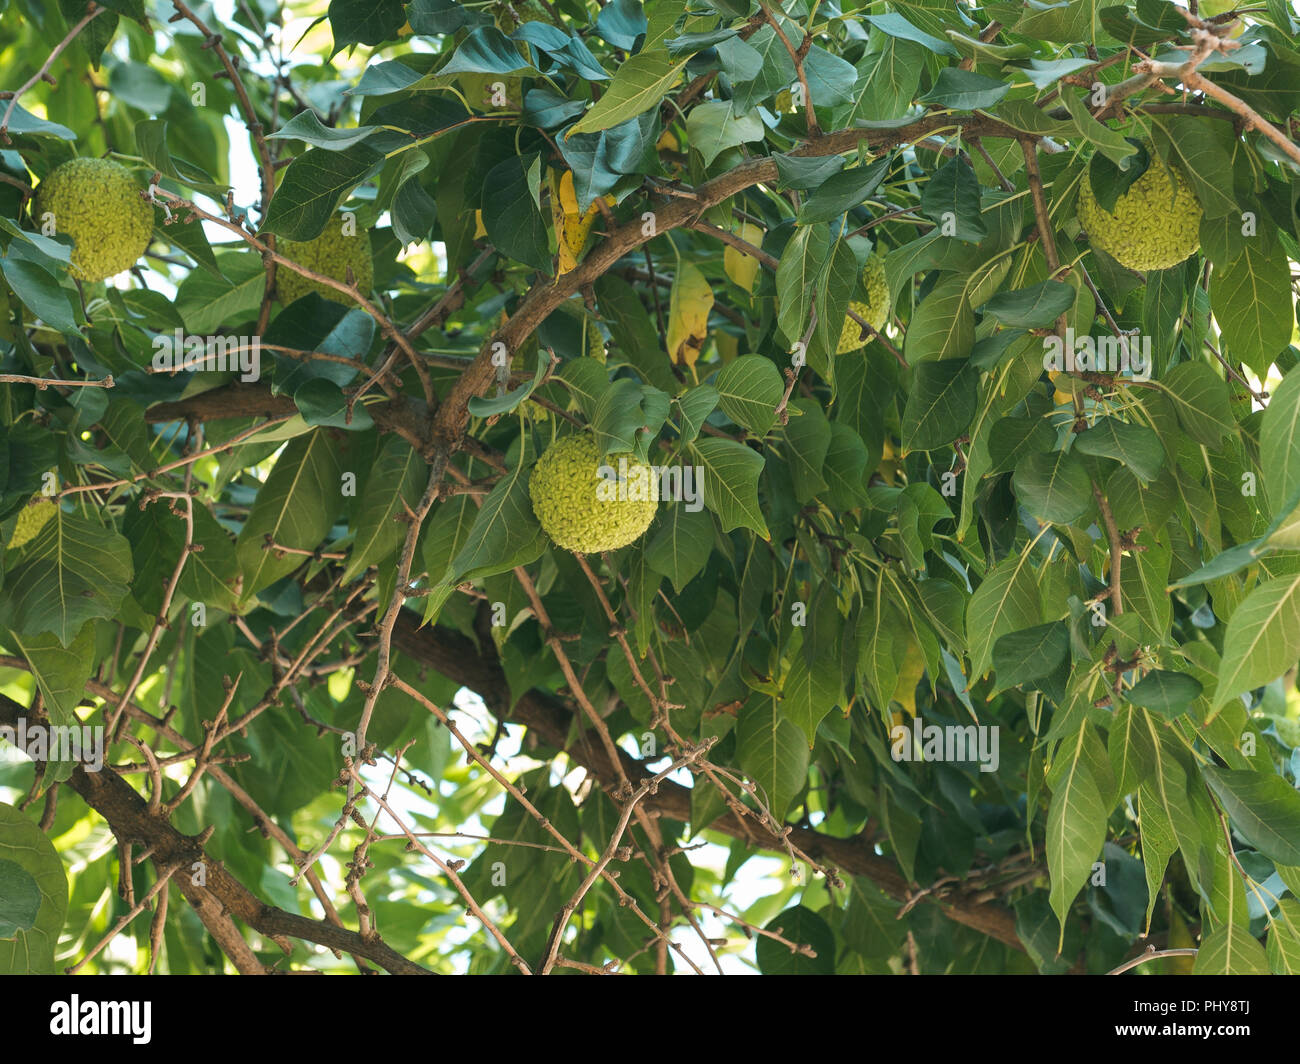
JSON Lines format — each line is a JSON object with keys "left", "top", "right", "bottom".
{"left": 2, "top": 0, "right": 1300, "bottom": 975}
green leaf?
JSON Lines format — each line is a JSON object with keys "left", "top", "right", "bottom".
{"left": 774, "top": 153, "right": 844, "bottom": 191}
{"left": 796, "top": 157, "right": 891, "bottom": 225}
{"left": 901, "top": 359, "right": 979, "bottom": 452}
{"left": 1262, "top": 367, "right": 1300, "bottom": 518}
{"left": 775, "top": 224, "right": 829, "bottom": 347}
{"left": 918, "top": 67, "right": 1010, "bottom": 110}
{"left": 645, "top": 505, "right": 713, "bottom": 593}
{"left": 481, "top": 154, "right": 550, "bottom": 272}
{"left": 1012, "top": 449, "right": 1092, "bottom": 524}
{"left": 966, "top": 550, "right": 1042, "bottom": 680}
{"left": 1047, "top": 723, "right": 1110, "bottom": 940}
{"left": 419, "top": 495, "right": 477, "bottom": 624}
{"left": 328, "top": 0, "right": 408, "bottom": 50}
{"left": 594, "top": 273, "right": 679, "bottom": 394}
{"left": 566, "top": 50, "right": 687, "bottom": 136}
{"left": 1071, "top": 418, "right": 1164, "bottom": 482}
{"left": 1267, "top": 898, "right": 1300, "bottom": 974}
{"left": 0, "top": 510, "right": 132, "bottom": 647}
{"left": 341, "top": 438, "right": 425, "bottom": 582}
{"left": 467, "top": 347, "right": 550, "bottom": 418}
{"left": 685, "top": 100, "right": 764, "bottom": 167}
{"left": 918, "top": 156, "right": 987, "bottom": 243}
{"left": 175, "top": 249, "right": 266, "bottom": 335}
{"left": 1062, "top": 89, "right": 1139, "bottom": 166}
{"left": 988, "top": 414, "right": 1054, "bottom": 474}
{"left": 1123, "top": 670, "right": 1202, "bottom": 717}
{"left": 0, "top": 804, "right": 67, "bottom": 974}
{"left": 1211, "top": 235, "right": 1293, "bottom": 377}
{"left": 8, "top": 624, "right": 96, "bottom": 728}
{"left": 441, "top": 447, "right": 547, "bottom": 585}
{"left": 1151, "top": 115, "right": 1238, "bottom": 220}
{"left": 595, "top": 0, "right": 647, "bottom": 49}
{"left": 1192, "top": 922, "right": 1269, "bottom": 974}
{"left": 0, "top": 103, "right": 74, "bottom": 140}
{"left": 1212, "top": 573, "right": 1300, "bottom": 711}
{"left": 1203, "top": 767, "right": 1300, "bottom": 865}
{"left": 135, "top": 119, "right": 226, "bottom": 194}
{"left": 780, "top": 399, "right": 832, "bottom": 503}
{"left": 0, "top": 859, "right": 40, "bottom": 939}
{"left": 0, "top": 258, "right": 79, "bottom": 336}
{"left": 293, "top": 379, "right": 374, "bottom": 429}
{"left": 756, "top": 905, "right": 834, "bottom": 974}
{"left": 980, "top": 280, "right": 1074, "bottom": 328}
{"left": 863, "top": 12, "right": 958, "bottom": 55}
{"left": 439, "top": 25, "right": 535, "bottom": 74}
{"left": 850, "top": 38, "right": 925, "bottom": 122}
{"left": 690, "top": 437, "right": 769, "bottom": 538}
{"left": 902, "top": 274, "right": 974, "bottom": 363}
{"left": 675, "top": 384, "right": 718, "bottom": 444}
{"left": 260, "top": 144, "right": 381, "bottom": 240}
{"left": 592, "top": 378, "right": 668, "bottom": 459}
{"left": 822, "top": 422, "right": 871, "bottom": 508}
{"left": 736, "top": 699, "right": 809, "bottom": 821}
{"left": 235, "top": 431, "right": 345, "bottom": 600}
{"left": 780, "top": 654, "right": 841, "bottom": 746}
{"left": 992, "top": 621, "right": 1069, "bottom": 690}
{"left": 1157, "top": 361, "right": 1235, "bottom": 448}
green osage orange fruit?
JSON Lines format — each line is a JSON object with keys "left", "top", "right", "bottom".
{"left": 1077, "top": 153, "right": 1202, "bottom": 271}
{"left": 32, "top": 158, "right": 154, "bottom": 282}
{"left": 529, "top": 434, "right": 658, "bottom": 553}
{"left": 275, "top": 224, "right": 374, "bottom": 305}
{"left": 837, "top": 253, "right": 890, "bottom": 355}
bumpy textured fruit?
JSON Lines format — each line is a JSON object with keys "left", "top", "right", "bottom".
{"left": 276, "top": 224, "right": 373, "bottom": 305}
{"left": 837, "top": 253, "right": 890, "bottom": 355}
{"left": 7, "top": 499, "right": 56, "bottom": 551}
{"left": 33, "top": 158, "right": 153, "bottom": 282}
{"left": 1078, "top": 157, "right": 1202, "bottom": 271}
{"left": 529, "top": 434, "right": 658, "bottom": 553}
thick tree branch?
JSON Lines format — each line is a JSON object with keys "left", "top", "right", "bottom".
{"left": 389, "top": 613, "right": 1029, "bottom": 953}
{"left": 0, "top": 694, "right": 432, "bottom": 975}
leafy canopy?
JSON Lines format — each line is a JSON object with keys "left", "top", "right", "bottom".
{"left": 1, "top": 0, "right": 1300, "bottom": 976}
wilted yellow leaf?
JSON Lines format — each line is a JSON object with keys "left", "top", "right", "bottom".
{"left": 666, "top": 260, "right": 713, "bottom": 366}
{"left": 550, "top": 169, "right": 605, "bottom": 276}
{"left": 724, "top": 221, "right": 764, "bottom": 294}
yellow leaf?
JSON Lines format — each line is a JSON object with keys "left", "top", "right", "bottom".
{"left": 714, "top": 329, "right": 739, "bottom": 364}
{"left": 666, "top": 260, "right": 713, "bottom": 366}
{"left": 557, "top": 169, "right": 580, "bottom": 215}
{"left": 724, "top": 221, "right": 764, "bottom": 294}
{"left": 550, "top": 169, "right": 603, "bottom": 276}
{"left": 473, "top": 210, "right": 486, "bottom": 239}
{"left": 894, "top": 638, "right": 925, "bottom": 718}
{"left": 656, "top": 129, "right": 679, "bottom": 153}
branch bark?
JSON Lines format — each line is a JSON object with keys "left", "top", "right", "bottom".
{"left": 389, "top": 614, "right": 1029, "bottom": 953}
{"left": 0, "top": 694, "right": 432, "bottom": 974}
